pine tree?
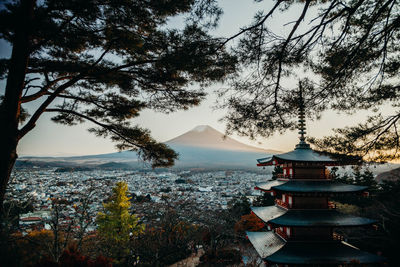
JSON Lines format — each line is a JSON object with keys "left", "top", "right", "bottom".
{"left": 361, "top": 169, "right": 378, "bottom": 192}
{"left": 228, "top": 195, "right": 251, "bottom": 219}
{"left": 353, "top": 168, "right": 363, "bottom": 185}
{"left": 219, "top": 0, "right": 400, "bottom": 162}
{"left": 271, "top": 165, "right": 283, "bottom": 180}
{"left": 96, "top": 181, "right": 144, "bottom": 264}
{"left": 253, "top": 192, "right": 274, "bottom": 207}
{"left": 0, "top": 0, "right": 237, "bottom": 211}
{"left": 353, "top": 168, "right": 378, "bottom": 192}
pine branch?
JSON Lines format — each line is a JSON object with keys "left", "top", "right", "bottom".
{"left": 44, "top": 108, "right": 144, "bottom": 151}
{"left": 18, "top": 75, "right": 83, "bottom": 138}
{"left": 21, "top": 76, "right": 73, "bottom": 103}
{"left": 217, "top": 0, "right": 283, "bottom": 49}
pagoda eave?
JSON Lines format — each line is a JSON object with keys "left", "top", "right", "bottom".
{"left": 268, "top": 210, "right": 377, "bottom": 228}
{"left": 257, "top": 162, "right": 273, "bottom": 167}
{"left": 265, "top": 241, "right": 385, "bottom": 265}
{"left": 257, "top": 148, "right": 340, "bottom": 166}
{"left": 251, "top": 206, "right": 287, "bottom": 223}
{"left": 254, "top": 180, "right": 286, "bottom": 192}
{"left": 272, "top": 191, "right": 368, "bottom": 197}
{"left": 258, "top": 161, "right": 342, "bottom": 166}
{"left": 246, "top": 231, "right": 285, "bottom": 259}
{"left": 271, "top": 180, "right": 368, "bottom": 194}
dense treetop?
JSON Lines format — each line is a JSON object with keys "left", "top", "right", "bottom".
{"left": 220, "top": 0, "right": 400, "bottom": 161}
{"left": 0, "top": 0, "right": 236, "bottom": 167}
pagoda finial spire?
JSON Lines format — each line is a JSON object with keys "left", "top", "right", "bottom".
{"left": 296, "top": 83, "right": 310, "bottom": 149}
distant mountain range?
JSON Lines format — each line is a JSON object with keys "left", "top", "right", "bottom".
{"left": 18, "top": 125, "right": 279, "bottom": 170}
{"left": 376, "top": 166, "right": 400, "bottom": 183}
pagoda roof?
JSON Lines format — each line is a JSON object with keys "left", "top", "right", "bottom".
{"left": 272, "top": 180, "right": 367, "bottom": 194}
{"left": 251, "top": 206, "right": 286, "bottom": 222}
{"left": 246, "top": 231, "right": 285, "bottom": 259}
{"left": 269, "top": 209, "right": 376, "bottom": 227}
{"left": 265, "top": 241, "right": 385, "bottom": 264}
{"left": 257, "top": 146, "right": 337, "bottom": 166}
{"left": 255, "top": 180, "right": 286, "bottom": 191}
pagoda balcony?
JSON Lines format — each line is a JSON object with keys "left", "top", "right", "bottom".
{"left": 277, "top": 173, "right": 335, "bottom": 179}
{"left": 275, "top": 199, "right": 289, "bottom": 209}
{"left": 276, "top": 174, "right": 292, "bottom": 179}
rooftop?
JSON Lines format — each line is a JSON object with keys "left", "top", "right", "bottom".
{"left": 246, "top": 231, "right": 285, "bottom": 259}
{"left": 254, "top": 180, "right": 286, "bottom": 191}
{"left": 251, "top": 206, "right": 286, "bottom": 223}
{"left": 271, "top": 180, "right": 367, "bottom": 194}
{"left": 269, "top": 209, "right": 376, "bottom": 227}
{"left": 257, "top": 146, "right": 337, "bottom": 166}
{"left": 266, "top": 241, "right": 385, "bottom": 264}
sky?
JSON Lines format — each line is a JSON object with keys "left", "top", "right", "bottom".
{"left": 0, "top": 0, "right": 385, "bottom": 156}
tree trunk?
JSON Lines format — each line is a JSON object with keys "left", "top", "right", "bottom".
{"left": 0, "top": 140, "right": 18, "bottom": 214}
{"left": 0, "top": 0, "right": 35, "bottom": 213}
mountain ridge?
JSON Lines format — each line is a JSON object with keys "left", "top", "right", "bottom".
{"left": 18, "top": 125, "right": 279, "bottom": 169}
{"left": 165, "top": 125, "right": 279, "bottom": 154}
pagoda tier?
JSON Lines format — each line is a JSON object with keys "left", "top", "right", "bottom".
{"left": 272, "top": 180, "right": 368, "bottom": 194}
{"left": 252, "top": 206, "right": 376, "bottom": 228}
{"left": 257, "top": 146, "right": 338, "bottom": 166}
{"left": 254, "top": 180, "right": 286, "bottom": 191}
{"left": 255, "top": 180, "right": 368, "bottom": 195}
{"left": 247, "top": 231, "right": 385, "bottom": 265}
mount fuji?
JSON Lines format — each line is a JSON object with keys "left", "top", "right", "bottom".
{"left": 162, "top": 125, "right": 279, "bottom": 168}
{"left": 18, "top": 125, "right": 279, "bottom": 169}
{"left": 166, "top": 125, "right": 273, "bottom": 153}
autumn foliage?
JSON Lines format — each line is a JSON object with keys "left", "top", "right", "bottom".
{"left": 132, "top": 211, "right": 200, "bottom": 266}
{"left": 32, "top": 245, "right": 112, "bottom": 267}
{"left": 234, "top": 213, "right": 264, "bottom": 234}
{"left": 2, "top": 230, "right": 111, "bottom": 267}
{"left": 96, "top": 181, "right": 144, "bottom": 264}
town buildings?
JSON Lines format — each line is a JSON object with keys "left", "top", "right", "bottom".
{"left": 7, "top": 168, "right": 267, "bottom": 233}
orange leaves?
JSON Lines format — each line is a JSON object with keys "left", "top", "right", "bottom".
{"left": 234, "top": 213, "right": 264, "bottom": 234}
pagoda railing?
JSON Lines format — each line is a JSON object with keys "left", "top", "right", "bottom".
{"left": 277, "top": 174, "right": 293, "bottom": 179}
{"left": 275, "top": 199, "right": 288, "bottom": 209}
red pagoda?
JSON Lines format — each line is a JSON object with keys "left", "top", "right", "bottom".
{"left": 246, "top": 98, "right": 385, "bottom": 266}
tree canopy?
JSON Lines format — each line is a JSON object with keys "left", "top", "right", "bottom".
{"left": 220, "top": 0, "right": 400, "bottom": 161}
{"left": 0, "top": 0, "right": 236, "bottom": 167}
